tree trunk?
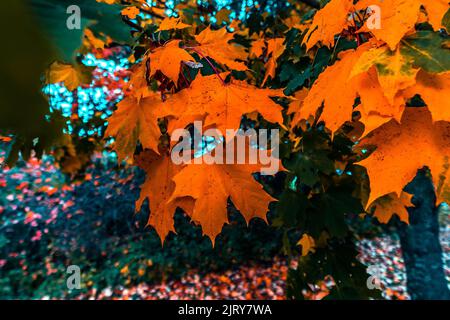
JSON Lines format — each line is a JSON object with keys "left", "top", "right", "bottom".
{"left": 398, "top": 168, "right": 449, "bottom": 300}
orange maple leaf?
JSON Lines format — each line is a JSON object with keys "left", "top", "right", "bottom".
{"left": 369, "top": 192, "right": 413, "bottom": 224}
{"left": 300, "top": 43, "right": 372, "bottom": 133}
{"left": 149, "top": 40, "right": 195, "bottom": 86}
{"left": 303, "top": 0, "right": 354, "bottom": 51}
{"left": 121, "top": 6, "right": 140, "bottom": 20}
{"left": 193, "top": 27, "right": 248, "bottom": 71}
{"left": 356, "top": 0, "right": 449, "bottom": 49}
{"left": 297, "top": 234, "right": 315, "bottom": 256}
{"left": 262, "top": 38, "right": 286, "bottom": 86}
{"left": 357, "top": 107, "right": 450, "bottom": 206}
{"left": 105, "top": 93, "right": 164, "bottom": 161}
{"left": 350, "top": 45, "right": 419, "bottom": 104}
{"left": 169, "top": 156, "right": 276, "bottom": 244}
{"left": 300, "top": 42, "right": 411, "bottom": 135}
{"left": 135, "top": 150, "right": 195, "bottom": 242}
{"left": 161, "top": 73, "right": 284, "bottom": 135}
{"left": 421, "top": 0, "right": 450, "bottom": 31}
{"left": 157, "top": 17, "right": 190, "bottom": 32}
{"left": 287, "top": 88, "right": 309, "bottom": 128}
{"left": 403, "top": 70, "right": 450, "bottom": 122}
{"left": 250, "top": 38, "right": 266, "bottom": 58}
{"left": 126, "top": 60, "right": 152, "bottom": 99}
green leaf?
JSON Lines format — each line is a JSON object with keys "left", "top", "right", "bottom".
{"left": 28, "top": 0, "right": 131, "bottom": 62}
{"left": 284, "top": 68, "right": 311, "bottom": 95}
{"left": 400, "top": 31, "right": 450, "bottom": 73}
{"left": 284, "top": 131, "right": 335, "bottom": 186}
{"left": 442, "top": 8, "right": 450, "bottom": 32}
{"left": 309, "top": 188, "right": 362, "bottom": 237}
{"left": 274, "top": 189, "right": 309, "bottom": 228}
{"left": 0, "top": 1, "right": 64, "bottom": 164}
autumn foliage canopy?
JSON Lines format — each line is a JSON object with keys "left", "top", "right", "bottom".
{"left": 2, "top": 0, "right": 450, "bottom": 299}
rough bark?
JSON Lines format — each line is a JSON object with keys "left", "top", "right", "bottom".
{"left": 398, "top": 168, "right": 449, "bottom": 300}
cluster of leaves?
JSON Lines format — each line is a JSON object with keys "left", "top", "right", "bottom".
{"left": 95, "top": 0, "right": 385, "bottom": 298}
{"left": 100, "top": 5, "right": 294, "bottom": 245}
{"left": 275, "top": 0, "right": 450, "bottom": 298}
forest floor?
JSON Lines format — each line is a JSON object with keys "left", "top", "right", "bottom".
{"left": 1, "top": 150, "right": 449, "bottom": 300}
{"left": 73, "top": 227, "right": 449, "bottom": 300}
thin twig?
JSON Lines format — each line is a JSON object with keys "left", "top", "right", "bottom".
{"left": 185, "top": 47, "right": 225, "bottom": 85}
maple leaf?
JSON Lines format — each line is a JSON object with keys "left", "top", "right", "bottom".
{"left": 300, "top": 43, "right": 372, "bottom": 133}
{"left": 135, "top": 150, "right": 195, "bottom": 242}
{"left": 355, "top": 106, "right": 401, "bottom": 138}
{"left": 287, "top": 88, "right": 309, "bottom": 128}
{"left": 300, "top": 42, "right": 416, "bottom": 135}
{"left": 46, "top": 61, "right": 93, "bottom": 91}
{"left": 194, "top": 27, "right": 248, "bottom": 71}
{"left": 350, "top": 45, "right": 419, "bottom": 104}
{"left": 161, "top": 74, "right": 284, "bottom": 135}
{"left": 157, "top": 17, "right": 190, "bottom": 31}
{"left": 421, "top": 0, "right": 450, "bottom": 31}
{"left": 303, "top": 0, "right": 449, "bottom": 52}
{"left": 262, "top": 38, "right": 286, "bottom": 86}
{"left": 169, "top": 158, "right": 276, "bottom": 243}
{"left": 403, "top": 70, "right": 450, "bottom": 122}
{"left": 83, "top": 29, "right": 105, "bottom": 50}
{"left": 399, "top": 31, "right": 450, "bottom": 73}
{"left": 121, "top": 6, "right": 140, "bottom": 19}
{"left": 350, "top": 31, "right": 450, "bottom": 104}
{"left": 356, "top": 0, "right": 421, "bottom": 50}
{"left": 96, "top": 0, "right": 117, "bottom": 4}
{"left": 355, "top": 67, "right": 406, "bottom": 120}
{"left": 297, "top": 234, "right": 315, "bottom": 256}
{"left": 356, "top": 107, "right": 450, "bottom": 206}
{"left": 369, "top": 192, "right": 412, "bottom": 224}
{"left": 126, "top": 59, "right": 152, "bottom": 99}
{"left": 356, "top": 0, "right": 450, "bottom": 51}
{"left": 149, "top": 40, "right": 195, "bottom": 85}
{"left": 105, "top": 93, "right": 164, "bottom": 161}
{"left": 250, "top": 38, "right": 266, "bottom": 58}
{"left": 303, "top": 0, "right": 353, "bottom": 51}
{"left": 302, "top": 32, "right": 449, "bottom": 135}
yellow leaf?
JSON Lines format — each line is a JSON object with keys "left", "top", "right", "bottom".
{"left": 46, "top": 61, "right": 92, "bottom": 91}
